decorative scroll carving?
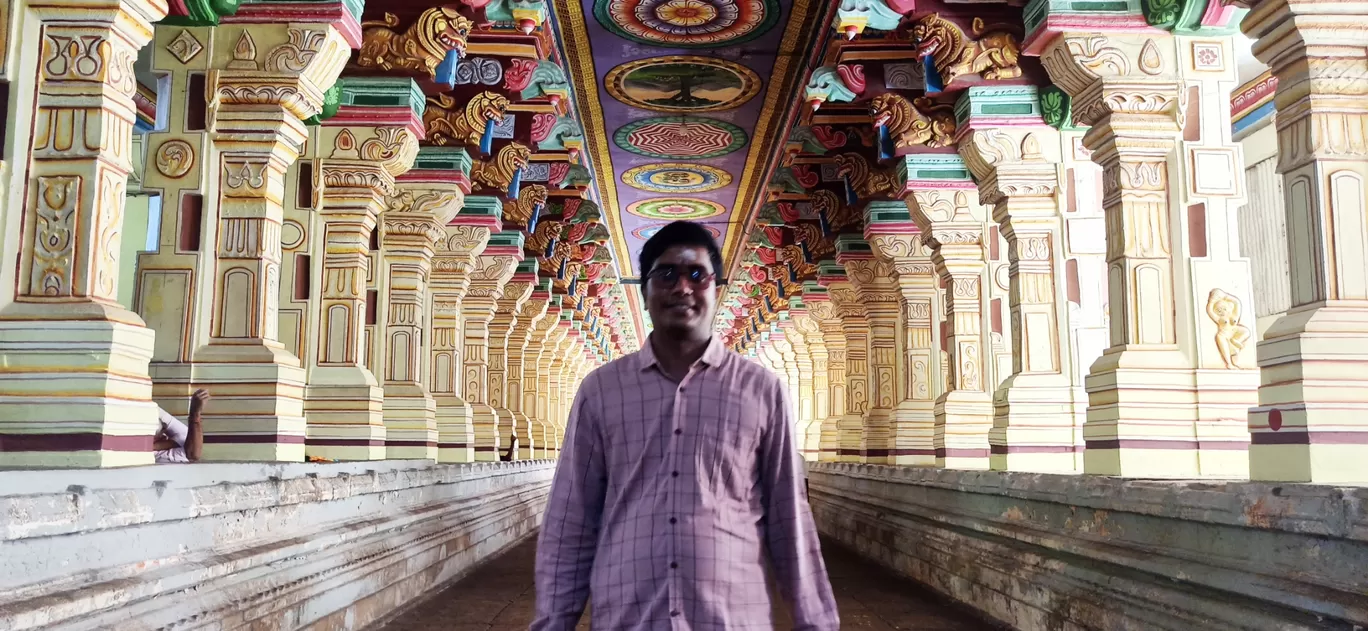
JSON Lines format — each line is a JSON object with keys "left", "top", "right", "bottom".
{"left": 870, "top": 93, "right": 956, "bottom": 150}
{"left": 155, "top": 140, "right": 195, "bottom": 178}
{"left": 424, "top": 91, "right": 510, "bottom": 147}
{"left": 357, "top": 9, "right": 474, "bottom": 77}
{"left": 911, "top": 14, "right": 1022, "bottom": 84}
{"left": 472, "top": 143, "right": 532, "bottom": 193}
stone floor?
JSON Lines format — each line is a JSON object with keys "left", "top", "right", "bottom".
{"left": 373, "top": 536, "right": 1000, "bottom": 630}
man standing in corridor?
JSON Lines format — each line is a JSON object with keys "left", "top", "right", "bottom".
{"left": 531, "top": 221, "right": 839, "bottom": 630}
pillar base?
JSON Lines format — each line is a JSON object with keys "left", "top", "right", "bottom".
{"left": 510, "top": 411, "right": 536, "bottom": 461}
{"left": 890, "top": 400, "right": 936, "bottom": 466}
{"left": 305, "top": 367, "right": 386, "bottom": 461}
{"left": 863, "top": 408, "right": 894, "bottom": 464}
{"left": 384, "top": 384, "right": 437, "bottom": 460}
{"left": 837, "top": 412, "right": 866, "bottom": 463}
{"left": 989, "top": 375, "right": 1085, "bottom": 473}
{"left": 934, "top": 391, "right": 993, "bottom": 470}
{"left": 0, "top": 312, "right": 158, "bottom": 468}
{"left": 435, "top": 394, "right": 475, "bottom": 463}
{"left": 193, "top": 354, "right": 307, "bottom": 462}
{"left": 1249, "top": 302, "right": 1368, "bottom": 483}
{"left": 471, "top": 403, "right": 501, "bottom": 462}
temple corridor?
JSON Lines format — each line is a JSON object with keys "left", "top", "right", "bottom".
{"left": 372, "top": 536, "right": 998, "bottom": 630}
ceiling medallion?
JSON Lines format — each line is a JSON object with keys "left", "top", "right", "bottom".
{"left": 622, "top": 163, "right": 733, "bottom": 193}
{"left": 614, "top": 116, "right": 747, "bottom": 159}
{"left": 633, "top": 223, "right": 722, "bottom": 240}
{"left": 594, "top": 0, "right": 779, "bottom": 48}
{"left": 626, "top": 198, "right": 727, "bottom": 220}
{"left": 605, "top": 56, "right": 762, "bottom": 113}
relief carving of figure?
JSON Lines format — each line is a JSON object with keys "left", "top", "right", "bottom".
{"left": 424, "top": 92, "right": 510, "bottom": 147}
{"left": 1206, "top": 288, "right": 1251, "bottom": 369}
{"left": 910, "top": 14, "right": 1022, "bottom": 84}
{"left": 358, "top": 9, "right": 474, "bottom": 77}
{"left": 870, "top": 93, "right": 957, "bottom": 150}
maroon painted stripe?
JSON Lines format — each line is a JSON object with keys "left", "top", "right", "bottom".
{"left": 206, "top": 435, "right": 306, "bottom": 444}
{"left": 438, "top": 443, "right": 471, "bottom": 448}
{"left": 307, "top": 439, "right": 385, "bottom": 447}
{"left": 991, "top": 444, "right": 1083, "bottom": 454}
{"left": 1087, "top": 439, "right": 1248, "bottom": 451}
{"left": 865, "top": 449, "right": 936, "bottom": 457}
{"left": 386, "top": 440, "right": 438, "bottom": 447}
{"left": 474, "top": 446, "right": 498, "bottom": 452}
{"left": 0, "top": 433, "right": 152, "bottom": 452}
{"left": 935, "top": 448, "right": 990, "bottom": 458}
{"left": 1251, "top": 431, "right": 1368, "bottom": 446}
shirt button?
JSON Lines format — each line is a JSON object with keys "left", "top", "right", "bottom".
{"left": 669, "top": 517, "right": 677, "bottom": 524}
{"left": 674, "top": 428, "right": 682, "bottom": 435}
{"left": 671, "top": 471, "right": 679, "bottom": 477}
{"left": 670, "top": 610, "right": 680, "bottom": 617}
{"left": 670, "top": 562, "right": 678, "bottom": 569}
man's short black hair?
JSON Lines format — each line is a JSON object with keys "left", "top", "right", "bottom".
{"left": 637, "top": 221, "right": 725, "bottom": 298}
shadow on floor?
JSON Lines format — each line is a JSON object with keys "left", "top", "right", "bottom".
{"left": 372, "top": 536, "right": 1000, "bottom": 630}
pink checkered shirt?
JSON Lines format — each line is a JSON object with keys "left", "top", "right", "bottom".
{"left": 531, "top": 334, "right": 839, "bottom": 630}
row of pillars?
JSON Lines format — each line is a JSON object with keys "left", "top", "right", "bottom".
{"left": 740, "top": 7, "right": 1368, "bottom": 484}
{"left": 0, "top": 0, "right": 609, "bottom": 467}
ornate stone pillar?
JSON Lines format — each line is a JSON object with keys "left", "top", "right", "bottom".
{"left": 192, "top": 22, "right": 352, "bottom": 460}
{"left": 431, "top": 192, "right": 496, "bottom": 463}
{"left": 488, "top": 261, "right": 535, "bottom": 459}
{"left": 957, "top": 87, "right": 1086, "bottom": 473}
{"left": 773, "top": 331, "right": 801, "bottom": 409}
{"left": 789, "top": 309, "right": 829, "bottom": 460}
{"left": 306, "top": 86, "right": 421, "bottom": 461}
{"left": 867, "top": 204, "right": 940, "bottom": 467}
{"left": 909, "top": 182, "right": 994, "bottom": 470}
{"left": 0, "top": 0, "right": 168, "bottom": 466}
{"left": 1036, "top": 29, "right": 1256, "bottom": 476}
{"left": 536, "top": 316, "right": 571, "bottom": 453}
{"left": 464, "top": 230, "right": 523, "bottom": 461}
{"left": 779, "top": 317, "right": 816, "bottom": 448}
{"left": 508, "top": 281, "right": 550, "bottom": 460}
{"left": 1242, "top": 0, "right": 1368, "bottom": 482}
{"left": 806, "top": 290, "right": 847, "bottom": 462}
{"left": 523, "top": 299, "right": 562, "bottom": 458}
{"left": 378, "top": 178, "right": 461, "bottom": 460}
{"left": 822, "top": 264, "right": 871, "bottom": 462}
{"left": 840, "top": 236, "right": 900, "bottom": 465}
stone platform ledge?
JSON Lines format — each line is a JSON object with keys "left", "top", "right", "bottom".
{"left": 0, "top": 460, "right": 556, "bottom": 631}
{"left": 808, "top": 462, "right": 1368, "bottom": 630}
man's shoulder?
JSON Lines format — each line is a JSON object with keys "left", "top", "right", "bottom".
{"left": 717, "top": 348, "right": 785, "bottom": 389}
{"left": 583, "top": 351, "right": 642, "bottom": 383}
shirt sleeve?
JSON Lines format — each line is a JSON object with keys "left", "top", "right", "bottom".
{"left": 759, "top": 378, "right": 840, "bottom": 630}
{"left": 530, "top": 372, "right": 607, "bottom": 631}
{"left": 158, "top": 406, "right": 189, "bottom": 447}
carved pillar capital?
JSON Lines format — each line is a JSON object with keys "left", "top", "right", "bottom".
{"left": 1037, "top": 33, "right": 1184, "bottom": 131}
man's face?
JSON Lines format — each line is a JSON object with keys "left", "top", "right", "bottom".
{"left": 645, "top": 245, "right": 718, "bottom": 339}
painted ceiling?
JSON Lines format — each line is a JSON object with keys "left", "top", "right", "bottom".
{"left": 551, "top": 0, "right": 829, "bottom": 277}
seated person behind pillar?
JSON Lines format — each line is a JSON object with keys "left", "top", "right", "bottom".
{"left": 154, "top": 389, "right": 209, "bottom": 463}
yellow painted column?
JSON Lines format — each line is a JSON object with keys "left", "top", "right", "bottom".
{"left": 507, "top": 285, "right": 550, "bottom": 460}
{"left": 305, "top": 122, "right": 419, "bottom": 460}
{"left": 789, "top": 310, "right": 829, "bottom": 461}
{"left": 806, "top": 295, "right": 847, "bottom": 462}
{"left": 535, "top": 317, "right": 570, "bottom": 454}
{"left": 909, "top": 188, "right": 994, "bottom": 469}
{"left": 960, "top": 124, "right": 1086, "bottom": 473}
{"left": 488, "top": 270, "right": 534, "bottom": 459}
{"left": 0, "top": 0, "right": 167, "bottom": 467}
{"left": 377, "top": 182, "right": 462, "bottom": 460}
{"left": 431, "top": 221, "right": 492, "bottom": 463}
{"left": 1243, "top": 0, "right": 1368, "bottom": 482}
{"left": 826, "top": 281, "right": 870, "bottom": 462}
{"left": 843, "top": 251, "right": 901, "bottom": 465}
{"left": 778, "top": 319, "right": 816, "bottom": 455}
{"left": 464, "top": 235, "right": 521, "bottom": 461}
{"left": 868, "top": 228, "right": 941, "bottom": 467}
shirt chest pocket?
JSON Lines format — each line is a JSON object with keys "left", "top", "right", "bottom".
{"left": 694, "top": 405, "right": 761, "bottom": 503}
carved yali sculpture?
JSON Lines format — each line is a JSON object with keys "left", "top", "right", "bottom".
{"left": 869, "top": 93, "right": 956, "bottom": 150}
{"left": 357, "top": 9, "right": 474, "bottom": 77}
{"left": 472, "top": 143, "right": 532, "bottom": 192}
{"left": 424, "top": 92, "right": 510, "bottom": 147}
{"left": 910, "top": 14, "right": 1022, "bottom": 84}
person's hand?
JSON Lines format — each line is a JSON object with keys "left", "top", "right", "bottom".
{"left": 189, "top": 389, "right": 210, "bottom": 416}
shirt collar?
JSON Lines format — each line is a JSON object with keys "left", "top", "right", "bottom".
{"left": 638, "top": 333, "right": 726, "bottom": 373}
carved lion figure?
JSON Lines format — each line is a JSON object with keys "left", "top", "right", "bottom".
{"left": 910, "top": 13, "right": 1021, "bottom": 84}
{"left": 472, "top": 142, "right": 531, "bottom": 192}
{"left": 358, "top": 8, "right": 474, "bottom": 77}
{"left": 423, "top": 91, "right": 511, "bottom": 147}
{"left": 870, "top": 92, "right": 957, "bottom": 150}
{"left": 503, "top": 184, "right": 549, "bottom": 226}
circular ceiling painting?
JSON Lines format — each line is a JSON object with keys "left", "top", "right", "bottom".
{"left": 606, "top": 56, "right": 762, "bottom": 113}
{"left": 614, "top": 116, "right": 747, "bottom": 159}
{"left": 633, "top": 223, "right": 722, "bottom": 240}
{"left": 594, "top": 0, "right": 779, "bottom": 48}
{"left": 626, "top": 198, "right": 727, "bottom": 220}
{"left": 622, "top": 163, "right": 733, "bottom": 193}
